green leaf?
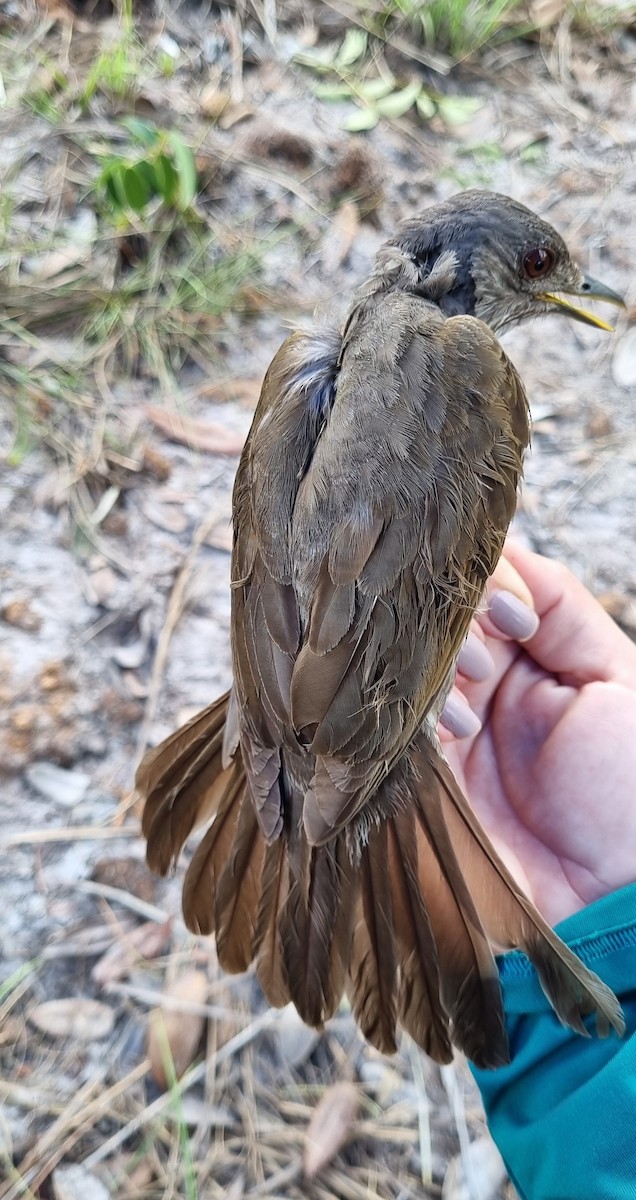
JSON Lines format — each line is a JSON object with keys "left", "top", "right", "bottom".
{"left": 342, "top": 106, "right": 379, "bottom": 132}
{"left": 120, "top": 116, "right": 159, "bottom": 146}
{"left": 294, "top": 47, "right": 337, "bottom": 73}
{"left": 123, "top": 163, "right": 153, "bottom": 211}
{"left": 104, "top": 165, "right": 130, "bottom": 211}
{"left": 168, "top": 131, "right": 197, "bottom": 210}
{"left": 356, "top": 76, "right": 395, "bottom": 101}
{"left": 153, "top": 153, "right": 179, "bottom": 204}
{"left": 135, "top": 158, "right": 159, "bottom": 193}
{"left": 374, "top": 81, "right": 422, "bottom": 119}
{"left": 313, "top": 81, "right": 354, "bottom": 101}
{"left": 436, "top": 95, "right": 484, "bottom": 126}
{"left": 519, "top": 140, "right": 547, "bottom": 164}
{"left": 415, "top": 91, "right": 436, "bottom": 120}
{"left": 336, "top": 28, "right": 368, "bottom": 67}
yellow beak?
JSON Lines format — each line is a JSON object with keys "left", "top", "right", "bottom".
{"left": 538, "top": 273, "right": 625, "bottom": 332}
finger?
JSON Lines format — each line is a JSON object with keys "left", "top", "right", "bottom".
{"left": 439, "top": 688, "right": 482, "bottom": 739}
{"left": 489, "top": 551, "right": 535, "bottom": 610}
{"left": 457, "top": 630, "right": 495, "bottom": 681}
{"left": 502, "top": 541, "right": 636, "bottom": 686}
{"left": 455, "top": 634, "right": 522, "bottom": 726}
{"left": 478, "top": 552, "right": 540, "bottom": 643}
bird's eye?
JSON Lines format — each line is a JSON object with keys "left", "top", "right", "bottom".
{"left": 522, "top": 246, "right": 556, "bottom": 279}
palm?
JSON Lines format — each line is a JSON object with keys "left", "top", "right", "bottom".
{"left": 441, "top": 549, "right": 636, "bottom": 927}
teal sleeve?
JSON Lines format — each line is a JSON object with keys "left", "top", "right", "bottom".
{"left": 471, "top": 883, "right": 636, "bottom": 1200}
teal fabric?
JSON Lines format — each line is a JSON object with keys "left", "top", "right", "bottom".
{"left": 472, "top": 883, "right": 636, "bottom": 1200}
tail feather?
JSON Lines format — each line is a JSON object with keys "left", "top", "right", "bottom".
{"left": 137, "top": 697, "right": 624, "bottom": 1064}
{"left": 139, "top": 693, "right": 231, "bottom": 874}
{"left": 387, "top": 813, "right": 453, "bottom": 1064}
{"left": 409, "top": 766, "right": 510, "bottom": 1067}
{"left": 421, "top": 743, "right": 625, "bottom": 1039}
{"left": 181, "top": 765, "right": 244, "bottom": 936}
{"left": 347, "top": 821, "right": 398, "bottom": 1055}
{"left": 215, "top": 792, "right": 267, "bottom": 973}
{"left": 279, "top": 838, "right": 345, "bottom": 1027}
{"left": 254, "top": 839, "right": 292, "bottom": 1008}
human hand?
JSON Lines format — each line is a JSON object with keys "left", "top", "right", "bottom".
{"left": 440, "top": 542, "right": 636, "bottom": 926}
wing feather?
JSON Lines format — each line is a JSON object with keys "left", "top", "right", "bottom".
{"left": 288, "top": 300, "right": 529, "bottom": 843}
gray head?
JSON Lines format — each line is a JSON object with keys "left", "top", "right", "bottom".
{"left": 373, "top": 190, "right": 623, "bottom": 334}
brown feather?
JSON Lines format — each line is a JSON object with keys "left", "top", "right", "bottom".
{"left": 387, "top": 813, "right": 453, "bottom": 1063}
{"left": 347, "top": 820, "right": 398, "bottom": 1055}
{"left": 181, "top": 766, "right": 245, "bottom": 936}
{"left": 254, "top": 838, "right": 291, "bottom": 1008}
{"left": 423, "top": 745, "right": 624, "bottom": 1038}
{"left": 140, "top": 694, "right": 233, "bottom": 875}
{"left": 215, "top": 792, "right": 267, "bottom": 973}
{"left": 308, "top": 561, "right": 356, "bottom": 656}
{"left": 408, "top": 749, "right": 510, "bottom": 1067}
{"left": 279, "top": 838, "right": 344, "bottom": 1027}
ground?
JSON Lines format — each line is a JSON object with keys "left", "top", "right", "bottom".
{"left": 1, "top": 0, "right": 635, "bottom": 1196}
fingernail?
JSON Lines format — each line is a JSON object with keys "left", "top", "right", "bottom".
{"left": 457, "top": 632, "right": 495, "bottom": 682}
{"left": 489, "top": 590, "right": 540, "bottom": 641}
{"left": 440, "top": 693, "right": 482, "bottom": 739}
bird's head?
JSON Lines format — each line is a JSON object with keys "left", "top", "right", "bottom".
{"left": 380, "top": 190, "right": 624, "bottom": 334}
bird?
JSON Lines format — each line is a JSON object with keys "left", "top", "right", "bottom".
{"left": 138, "top": 190, "right": 626, "bottom": 1068}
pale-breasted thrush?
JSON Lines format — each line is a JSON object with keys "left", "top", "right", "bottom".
{"left": 138, "top": 190, "right": 625, "bottom": 1067}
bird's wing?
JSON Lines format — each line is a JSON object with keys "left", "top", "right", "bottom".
{"left": 231, "top": 325, "right": 342, "bottom": 839}
{"left": 288, "top": 294, "right": 530, "bottom": 843}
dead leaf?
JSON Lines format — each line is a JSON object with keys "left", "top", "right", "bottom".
{"left": 91, "top": 856, "right": 158, "bottom": 903}
{"left": 325, "top": 141, "right": 385, "bottom": 214}
{"left": 122, "top": 671, "right": 149, "bottom": 699}
{"left": 243, "top": 123, "right": 315, "bottom": 168}
{"left": 324, "top": 201, "right": 360, "bottom": 271}
{"left": 29, "top": 998, "right": 115, "bottom": 1041}
{"left": 92, "top": 919, "right": 171, "bottom": 987}
{"left": 142, "top": 499, "right": 189, "bottom": 534}
{"left": 205, "top": 518, "right": 234, "bottom": 552}
{"left": 84, "top": 566, "right": 118, "bottom": 606}
{"left": 42, "top": 921, "right": 133, "bottom": 960}
{"left": 25, "top": 763, "right": 90, "bottom": 807}
{"left": 200, "top": 85, "right": 232, "bottom": 120}
{"left": 442, "top": 1135, "right": 507, "bottom": 1200}
{"left": 123, "top": 1158, "right": 155, "bottom": 1193}
{"left": 141, "top": 444, "right": 172, "bottom": 482}
{"left": 188, "top": 377, "right": 263, "bottom": 406}
{"left": 218, "top": 100, "right": 255, "bottom": 129}
{"left": 530, "top": 0, "right": 566, "bottom": 29}
{"left": 145, "top": 405, "right": 246, "bottom": 455}
{"left": 303, "top": 1081, "right": 358, "bottom": 1178}
{"left": 585, "top": 409, "right": 614, "bottom": 439}
{"left": 147, "top": 970, "right": 208, "bottom": 1088}
{"left": 0, "top": 597, "right": 42, "bottom": 632}
{"left": 112, "top": 639, "right": 148, "bottom": 670}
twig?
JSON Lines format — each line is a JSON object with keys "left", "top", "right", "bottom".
{"left": 134, "top": 505, "right": 227, "bottom": 763}
{"left": 103, "top": 980, "right": 253, "bottom": 1025}
{"left": 7, "top": 824, "right": 140, "bottom": 847}
{"left": 75, "top": 879, "right": 169, "bottom": 923}
{"left": 409, "top": 1040, "right": 433, "bottom": 1186}
{"left": 84, "top": 1010, "right": 278, "bottom": 1167}
{"left": 5, "top": 1062, "right": 150, "bottom": 1200}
